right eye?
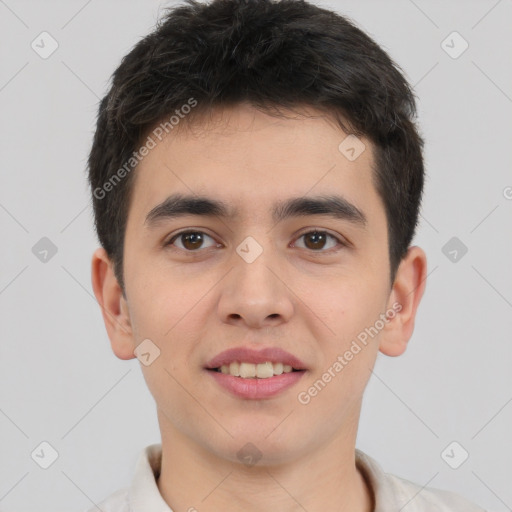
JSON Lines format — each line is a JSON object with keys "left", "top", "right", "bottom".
{"left": 165, "top": 230, "right": 220, "bottom": 252}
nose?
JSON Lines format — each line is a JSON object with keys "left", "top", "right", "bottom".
{"left": 217, "top": 244, "right": 294, "bottom": 330}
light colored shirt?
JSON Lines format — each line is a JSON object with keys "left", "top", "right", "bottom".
{"left": 86, "top": 443, "right": 486, "bottom": 512}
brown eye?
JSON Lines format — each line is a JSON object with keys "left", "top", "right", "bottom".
{"left": 167, "top": 231, "right": 217, "bottom": 251}
{"left": 294, "top": 231, "right": 343, "bottom": 251}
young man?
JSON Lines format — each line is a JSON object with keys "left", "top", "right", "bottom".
{"left": 88, "top": 0, "right": 486, "bottom": 510}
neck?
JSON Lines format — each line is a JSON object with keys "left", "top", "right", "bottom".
{"left": 156, "top": 413, "right": 374, "bottom": 512}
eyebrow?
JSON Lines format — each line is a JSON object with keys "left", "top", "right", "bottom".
{"left": 144, "top": 193, "right": 367, "bottom": 228}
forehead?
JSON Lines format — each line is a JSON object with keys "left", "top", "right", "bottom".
{"left": 127, "top": 103, "right": 384, "bottom": 228}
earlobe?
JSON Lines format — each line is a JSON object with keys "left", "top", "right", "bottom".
{"left": 379, "top": 246, "right": 428, "bottom": 357}
{"left": 91, "top": 248, "right": 136, "bottom": 360}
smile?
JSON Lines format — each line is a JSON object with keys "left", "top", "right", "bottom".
{"left": 206, "top": 365, "right": 306, "bottom": 400}
{"left": 211, "top": 361, "right": 301, "bottom": 379}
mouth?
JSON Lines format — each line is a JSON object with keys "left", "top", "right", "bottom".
{"left": 204, "top": 347, "right": 307, "bottom": 399}
{"left": 205, "top": 365, "right": 306, "bottom": 400}
{"left": 207, "top": 361, "right": 304, "bottom": 379}
{"left": 205, "top": 346, "right": 307, "bottom": 373}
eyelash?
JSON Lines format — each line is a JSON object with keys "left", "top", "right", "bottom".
{"left": 164, "top": 229, "right": 347, "bottom": 254}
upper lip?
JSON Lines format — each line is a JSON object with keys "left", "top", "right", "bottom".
{"left": 205, "top": 347, "right": 307, "bottom": 370}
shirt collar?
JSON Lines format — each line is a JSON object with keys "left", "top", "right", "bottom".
{"left": 355, "top": 448, "right": 399, "bottom": 511}
{"left": 128, "top": 444, "right": 173, "bottom": 512}
{"left": 128, "top": 444, "right": 396, "bottom": 512}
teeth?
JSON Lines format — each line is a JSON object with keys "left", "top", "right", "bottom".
{"left": 229, "top": 361, "right": 240, "bottom": 377}
{"left": 273, "top": 362, "right": 283, "bottom": 375}
{"left": 239, "top": 362, "right": 256, "bottom": 378}
{"left": 217, "top": 361, "right": 297, "bottom": 379}
{"left": 256, "top": 362, "right": 273, "bottom": 378}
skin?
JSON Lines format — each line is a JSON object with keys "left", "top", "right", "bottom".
{"left": 92, "top": 102, "right": 427, "bottom": 512}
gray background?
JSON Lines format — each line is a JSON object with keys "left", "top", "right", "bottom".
{"left": 1, "top": 0, "right": 511, "bottom": 510}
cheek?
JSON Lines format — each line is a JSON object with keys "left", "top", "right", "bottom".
{"left": 127, "top": 276, "right": 211, "bottom": 378}
{"left": 309, "top": 278, "right": 387, "bottom": 392}
{"left": 322, "top": 279, "right": 388, "bottom": 336}
{"left": 126, "top": 267, "right": 193, "bottom": 339}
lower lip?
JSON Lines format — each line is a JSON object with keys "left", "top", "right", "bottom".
{"left": 206, "top": 369, "right": 306, "bottom": 399}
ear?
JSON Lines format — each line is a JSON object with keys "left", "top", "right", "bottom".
{"left": 91, "top": 247, "right": 136, "bottom": 360}
{"left": 379, "top": 246, "right": 428, "bottom": 357}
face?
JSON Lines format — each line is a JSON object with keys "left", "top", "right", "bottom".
{"left": 94, "top": 102, "right": 426, "bottom": 466}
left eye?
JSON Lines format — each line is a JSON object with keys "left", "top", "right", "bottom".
{"left": 293, "top": 231, "right": 343, "bottom": 251}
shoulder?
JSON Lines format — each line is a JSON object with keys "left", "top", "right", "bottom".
{"left": 84, "top": 487, "right": 131, "bottom": 512}
{"left": 355, "top": 449, "right": 487, "bottom": 512}
{"left": 386, "top": 472, "right": 487, "bottom": 512}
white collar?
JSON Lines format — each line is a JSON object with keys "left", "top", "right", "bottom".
{"left": 126, "top": 443, "right": 396, "bottom": 511}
